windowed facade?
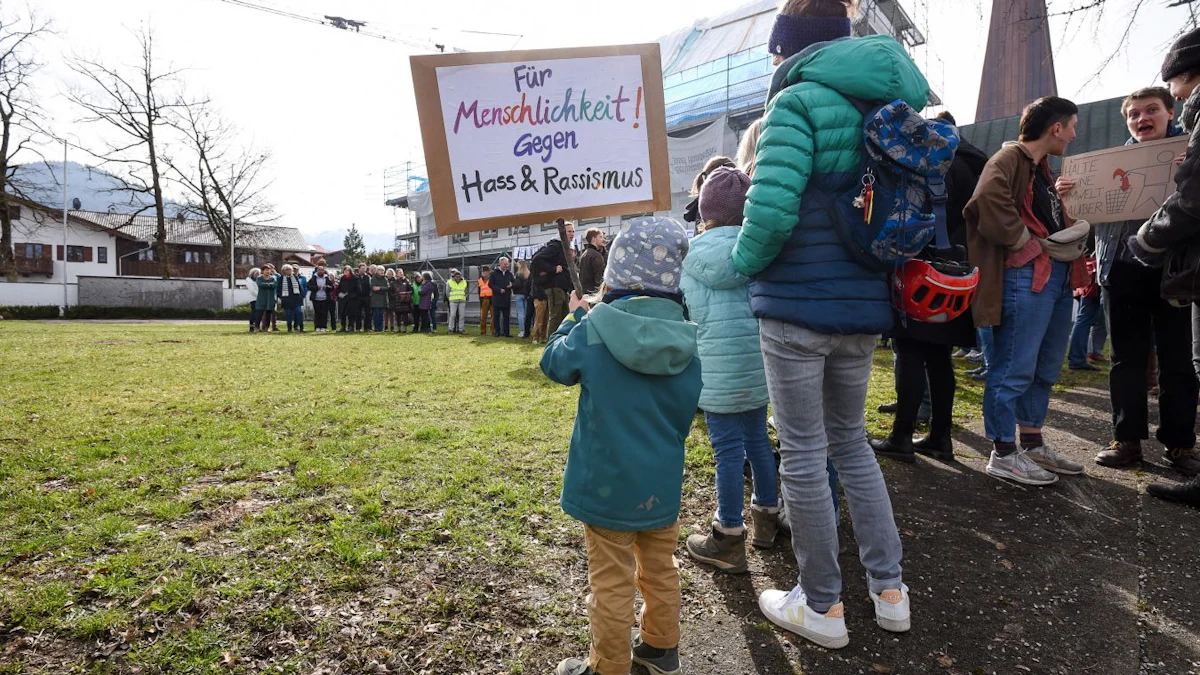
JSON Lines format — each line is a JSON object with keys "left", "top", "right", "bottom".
{"left": 138, "top": 249, "right": 154, "bottom": 261}
{"left": 240, "top": 253, "right": 255, "bottom": 265}
{"left": 59, "top": 245, "right": 88, "bottom": 262}
{"left": 479, "top": 229, "right": 498, "bottom": 240}
{"left": 97, "top": 246, "right": 107, "bottom": 264}
{"left": 450, "top": 232, "right": 470, "bottom": 244}
{"left": 21, "top": 243, "right": 43, "bottom": 259}
{"left": 507, "top": 225, "right": 530, "bottom": 236}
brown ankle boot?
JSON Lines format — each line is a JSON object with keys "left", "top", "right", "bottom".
{"left": 749, "top": 505, "right": 780, "bottom": 549}
{"left": 1166, "top": 447, "right": 1200, "bottom": 477}
{"left": 1095, "top": 440, "right": 1142, "bottom": 468}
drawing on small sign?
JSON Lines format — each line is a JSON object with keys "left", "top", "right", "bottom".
{"left": 1107, "top": 149, "right": 1176, "bottom": 215}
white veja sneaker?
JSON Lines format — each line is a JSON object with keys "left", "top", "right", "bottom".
{"left": 869, "top": 584, "right": 911, "bottom": 632}
{"left": 758, "top": 586, "right": 849, "bottom": 649}
{"left": 986, "top": 449, "right": 1059, "bottom": 486}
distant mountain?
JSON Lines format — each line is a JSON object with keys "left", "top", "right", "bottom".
{"left": 10, "top": 161, "right": 186, "bottom": 215}
{"left": 306, "top": 228, "right": 396, "bottom": 254}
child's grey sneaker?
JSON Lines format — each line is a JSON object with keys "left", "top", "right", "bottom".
{"left": 748, "top": 504, "right": 780, "bottom": 548}
{"left": 553, "top": 657, "right": 594, "bottom": 675}
{"left": 631, "top": 630, "right": 680, "bottom": 675}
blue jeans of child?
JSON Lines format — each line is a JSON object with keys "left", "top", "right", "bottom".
{"left": 984, "top": 262, "right": 1074, "bottom": 442}
{"left": 372, "top": 307, "right": 386, "bottom": 332}
{"left": 1067, "top": 294, "right": 1107, "bottom": 368}
{"left": 759, "top": 318, "right": 904, "bottom": 613}
{"left": 705, "top": 406, "right": 779, "bottom": 530}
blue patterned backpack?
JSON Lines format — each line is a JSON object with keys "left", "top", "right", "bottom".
{"left": 820, "top": 98, "right": 960, "bottom": 273}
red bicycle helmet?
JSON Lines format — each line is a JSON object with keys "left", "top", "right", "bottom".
{"left": 892, "top": 258, "right": 979, "bottom": 323}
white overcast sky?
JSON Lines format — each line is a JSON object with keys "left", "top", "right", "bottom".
{"left": 24, "top": 0, "right": 1195, "bottom": 248}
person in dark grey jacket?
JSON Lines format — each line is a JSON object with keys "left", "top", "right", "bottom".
{"left": 578, "top": 228, "right": 608, "bottom": 296}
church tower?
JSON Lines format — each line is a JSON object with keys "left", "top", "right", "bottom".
{"left": 975, "top": 0, "right": 1058, "bottom": 122}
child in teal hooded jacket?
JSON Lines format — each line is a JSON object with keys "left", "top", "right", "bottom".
{"left": 541, "top": 217, "right": 701, "bottom": 675}
{"left": 679, "top": 166, "right": 781, "bottom": 575}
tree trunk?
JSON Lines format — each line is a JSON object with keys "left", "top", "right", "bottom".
{"left": 145, "top": 72, "right": 169, "bottom": 280}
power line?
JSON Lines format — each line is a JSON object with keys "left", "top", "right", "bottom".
{"left": 207, "top": 0, "right": 454, "bottom": 52}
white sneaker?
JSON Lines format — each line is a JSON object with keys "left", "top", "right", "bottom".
{"left": 1025, "top": 445, "right": 1085, "bottom": 475}
{"left": 986, "top": 449, "right": 1059, "bottom": 486}
{"left": 758, "top": 586, "right": 849, "bottom": 649}
{"left": 869, "top": 584, "right": 911, "bottom": 632}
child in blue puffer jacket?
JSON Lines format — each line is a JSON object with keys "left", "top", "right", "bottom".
{"left": 679, "top": 167, "right": 780, "bottom": 574}
{"left": 542, "top": 217, "right": 702, "bottom": 675}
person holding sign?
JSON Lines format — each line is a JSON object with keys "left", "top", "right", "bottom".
{"left": 731, "top": 0, "right": 913, "bottom": 651}
{"left": 532, "top": 221, "right": 576, "bottom": 331}
{"left": 1125, "top": 28, "right": 1200, "bottom": 508}
{"left": 1058, "top": 87, "right": 1199, "bottom": 475}
{"left": 541, "top": 217, "right": 698, "bottom": 675}
{"left": 966, "top": 97, "right": 1090, "bottom": 487}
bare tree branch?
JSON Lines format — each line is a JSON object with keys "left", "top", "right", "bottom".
{"left": 0, "top": 4, "right": 51, "bottom": 281}
{"left": 66, "top": 23, "right": 204, "bottom": 279}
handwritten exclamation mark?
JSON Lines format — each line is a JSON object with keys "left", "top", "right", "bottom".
{"left": 633, "top": 86, "right": 643, "bottom": 129}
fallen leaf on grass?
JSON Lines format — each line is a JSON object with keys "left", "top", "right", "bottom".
{"left": 872, "top": 664, "right": 892, "bottom": 674}
{"left": 1000, "top": 559, "right": 1014, "bottom": 570}
{"left": 937, "top": 654, "right": 954, "bottom": 667}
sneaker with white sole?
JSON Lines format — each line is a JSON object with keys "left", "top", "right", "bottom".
{"left": 758, "top": 586, "right": 849, "bottom": 649}
{"left": 986, "top": 449, "right": 1059, "bottom": 486}
{"left": 1025, "top": 445, "right": 1085, "bottom": 475}
{"left": 869, "top": 584, "right": 911, "bottom": 632}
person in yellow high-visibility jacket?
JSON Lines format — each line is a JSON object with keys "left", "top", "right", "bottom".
{"left": 447, "top": 269, "right": 469, "bottom": 334}
{"left": 477, "top": 266, "right": 493, "bottom": 335}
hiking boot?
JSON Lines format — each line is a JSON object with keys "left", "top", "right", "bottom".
{"left": 870, "top": 584, "right": 911, "bottom": 633}
{"left": 553, "top": 658, "right": 594, "bottom": 675}
{"left": 1095, "top": 440, "right": 1142, "bottom": 468}
{"left": 1166, "top": 447, "right": 1200, "bottom": 477}
{"left": 685, "top": 525, "right": 747, "bottom": 573}
{"left": 870, "top": 436, "right": 916, "bottom": 464}
{"left": 986, "top": 449, "right": 1059, "bottom": 486}
{"left": 1088, "top": 352, "right": 1109, "bottom": 364}
{"left": 913, "top": 433, "right": 955, "bottom": 461}
{"left": 1026, "top": 445, "right": 1085, "bottom": 475}
{"left": 1147, "top": 476, "right": 1200, "bottom": 509}
{"left": 749, "top": 505, "right": 780, "bottom": 549}
{"left": 758, "top": 586, "right": 849, "bottom": 649}
{"left": 631, "top": 630, "right": 680, "bottom": 675}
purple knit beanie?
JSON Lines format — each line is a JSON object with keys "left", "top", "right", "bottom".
{"left": 768, "top": 13, "right": 852, "bottom": 59}
{"left": 699, "top": 167, "right": 751, "bottom": 226}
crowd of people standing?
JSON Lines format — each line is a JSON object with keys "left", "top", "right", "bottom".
{"left": 537, "top": 1, "right": 1200, "bottom": 673}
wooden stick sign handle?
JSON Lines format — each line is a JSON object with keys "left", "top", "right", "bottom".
{"left": 556, "top": 218, "right": 584, "bottom": 298}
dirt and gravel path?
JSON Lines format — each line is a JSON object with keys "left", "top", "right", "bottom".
{"left": 671, "top": 384, "right": 1200, "bottom": 675}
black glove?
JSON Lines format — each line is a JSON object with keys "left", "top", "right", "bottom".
{"left": 1126, "top": 235, "right": 1165, "bottom": 268}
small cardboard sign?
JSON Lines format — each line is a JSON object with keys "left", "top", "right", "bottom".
{"left": 1060, "top": 136, "right": 1188, "bottom": 224}
{"left": 410, "top": 44, "right": 671, "bottom": 235}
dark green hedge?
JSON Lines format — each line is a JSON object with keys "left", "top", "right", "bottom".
{"left": 0, "top": 305, "right": 61, "bottom": 319}
{"left": 0, "top": 305, "right": 252, "bottom": 320}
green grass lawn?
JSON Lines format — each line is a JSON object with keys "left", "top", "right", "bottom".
{"left": 0, "top": 321, "right": 1081, "bottom": 674}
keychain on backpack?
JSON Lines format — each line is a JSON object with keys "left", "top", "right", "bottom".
{"left": 852, "top": 171, "right": 875, "bottom": 223}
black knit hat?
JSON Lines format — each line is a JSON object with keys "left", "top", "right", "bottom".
{"left": 1162, "top": 27, "right": 1200, "bottom": 82}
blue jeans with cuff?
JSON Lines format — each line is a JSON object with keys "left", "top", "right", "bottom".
{"left": 984, "top": 262, "right": 1074, "bottom": 442}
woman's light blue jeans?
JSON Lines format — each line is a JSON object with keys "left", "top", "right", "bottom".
{"left": 759, "top": 318, "right": 904, "bottom": 613}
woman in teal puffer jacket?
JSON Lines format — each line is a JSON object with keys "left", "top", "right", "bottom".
{"left": 679, "top": 167, "right": 779, "bottom": 576}
{"left": 734, "top": 0, "right": 915, "bottom": 651}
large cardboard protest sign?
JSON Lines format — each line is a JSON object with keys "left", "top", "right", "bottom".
{"left": 411, "top": 44, "right": 671, "bottom": 235}
{"left": 1060, "top": 136, "right": 1188, "bottom": 224}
